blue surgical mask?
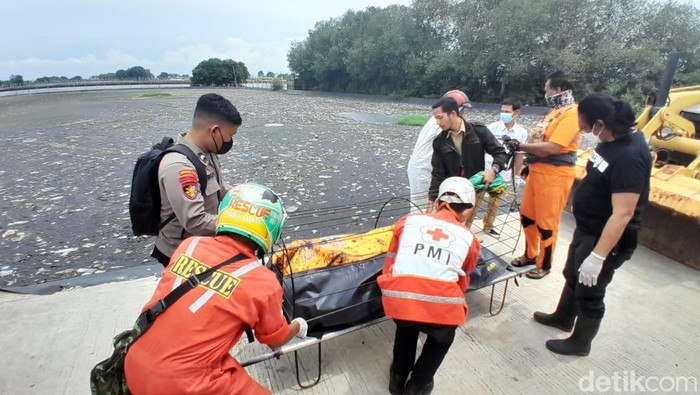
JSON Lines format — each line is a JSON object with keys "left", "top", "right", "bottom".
{"left": 500, "top": 112, "right": 513, "bottom": 124}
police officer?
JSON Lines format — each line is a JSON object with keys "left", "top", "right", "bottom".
{"left": 125, "top": 183, "right": 308, "bottom": 394}
{"left": 379, "top": 177, "right": 481, "bottom": 395}
{"left": 533, "top": 94, "right": 651, "bottom": 356}
{"left": 152, "top": 93, "right": 241, "bottom": 266}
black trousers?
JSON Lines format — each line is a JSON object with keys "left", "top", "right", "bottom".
{"left": 151, "top": 246, "right": 170, "bottom": 267}
{"left": 562, "top": 228, "right": 635, "bottom": 319}
{"left": 391, "top": 319, "right": 457, "bottom": 387}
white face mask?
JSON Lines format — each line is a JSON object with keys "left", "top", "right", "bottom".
{"left": 581, "top": 132, "right": 598, "bottom": 147}
{"left": 581, "top": 124, "right": 603, "bottom": 147}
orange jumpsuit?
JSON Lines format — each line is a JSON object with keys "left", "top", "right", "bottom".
{"left": 520, "top": 104, "right": 580, "bottom": 271}
{"left": 125, "top": 235, "right": 290, "bottom": 395}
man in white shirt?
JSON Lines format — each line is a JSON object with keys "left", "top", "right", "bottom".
{"left": 485, "top": 99, "right": 528, "bottom": 183}
{"left": 479, "top": 99, "right": 529, "bottom": 235}
{"left": 407, "top": 90, "right": 471, "bottom": 213}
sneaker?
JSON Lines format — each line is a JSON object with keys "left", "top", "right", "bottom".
{"left": 488, "top": 229, "right": 500, "bottom": 236}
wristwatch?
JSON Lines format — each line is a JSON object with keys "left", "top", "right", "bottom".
{"left": 491, "top": 164, "right": 501, "bottom": 174}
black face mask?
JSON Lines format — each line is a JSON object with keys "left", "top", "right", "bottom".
{"left": 213, "top": 128, "right": 233, "bottom": 155}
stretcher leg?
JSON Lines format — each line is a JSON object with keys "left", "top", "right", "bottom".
{"left": 487, "top": 275, "right": 523, "bottom": 317}
{"left": 294, "top": 343, "right": 323, "bottom": 389}
{"left": 489, "top": 280, "right": 509, "bottom": 316}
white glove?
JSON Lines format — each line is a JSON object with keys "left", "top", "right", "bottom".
{"left": 291, "top": 317, "right": 308, "bottom": 338}
{"left": 578, "top": 252, "right": 605, "bottom": 287}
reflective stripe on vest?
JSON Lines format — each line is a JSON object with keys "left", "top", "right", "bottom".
{"left": 381, "top": 289, "right": 465, "bottom": 305}
{"left": 188, "top": 259, "right": 261, "bottom": 313}
{"left": 172, "top": 237, "right": 202, "bottom": 291}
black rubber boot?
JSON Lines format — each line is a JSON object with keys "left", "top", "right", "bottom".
{"left": 388, "top": 363, "right": 407, "bottom": 395}
{"left": 533, "top": 284, "right": 576, "bottom": 332}
{"left": 545, "top": 315, "right": 602, "bottom": 356}
{"left": 404, "top": 379, "right": 434, "bottom": 395}
{"left": 389, "top": 373, "right": 406, "bottom": 395}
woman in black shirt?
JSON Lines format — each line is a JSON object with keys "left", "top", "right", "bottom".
{"left": 532, "top": 93, "right": 652, "bottom": 356}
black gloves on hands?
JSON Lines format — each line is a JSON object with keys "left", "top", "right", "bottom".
{"left": 502, "top": 136, "right": 521, "bottom": 152}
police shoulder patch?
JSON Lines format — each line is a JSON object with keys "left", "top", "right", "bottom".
{"left": 178, "top": 168, "right": 200, "bottom": 200}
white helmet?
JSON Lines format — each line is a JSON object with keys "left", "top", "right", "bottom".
{"left": 437, "top": 177, "right": 476, "bottom": 207}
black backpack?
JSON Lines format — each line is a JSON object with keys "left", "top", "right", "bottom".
{"left": 129, "top": 137, "right": 208, "bottom": 236}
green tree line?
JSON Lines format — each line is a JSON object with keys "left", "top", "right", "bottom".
{"left": 191, "top": 58, "right": 250, "bottom": 86}
{"left": 287, "top": 0, "right": 700, "bottom": 105}
{"left": 2, "top": 67, "right": 189, "bottom": 87}
{"left": 94, "top": 66, "right": 155, "bottom": 80}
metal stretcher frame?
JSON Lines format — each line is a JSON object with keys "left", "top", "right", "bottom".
{"left": 239, "top": 262, "right": 537, "bottom": 389}
{"left": 239, "top": 188, "right": 532, "bottom": 388}
{"left": 241, "top": 174, "right": 535, "bottom": 384}
{"left": 480, "top": 264, "right": 537, "bottom": 316}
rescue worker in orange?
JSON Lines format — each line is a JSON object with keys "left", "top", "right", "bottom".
{"left": 505, "top": 71, "right": 581, "bottom": 279}
{"left": 379, "top": 177, "right": 481, "bottom": 395}
{"left": 125, "top": 183, "right": 308, "bottom": 394}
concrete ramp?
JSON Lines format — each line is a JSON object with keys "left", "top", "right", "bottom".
{"left": 1, "top": 214, "right": 699, "bottom": 394}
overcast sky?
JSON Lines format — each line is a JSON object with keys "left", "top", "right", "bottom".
{"left": 2, "top": 0, "right": 698, "bottom": 81}
{"left": 1, "top": 0, "right": 411, "bottom": 80}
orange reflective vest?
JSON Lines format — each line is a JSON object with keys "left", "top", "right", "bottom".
{"left": 528, "top": 104, "right": 581, "bottom": 177}
{"left": 377, "top": 210, "right": 480, "bottom": 326}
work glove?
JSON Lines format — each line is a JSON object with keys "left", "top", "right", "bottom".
{"left": 578, "top": 252, "right": 605, "bottom": 287}
{"left": 502, "top": 136, "right": 520, "bottom": 152}
{"left": 292, "top": 317, "right": 308, "bottom": 338}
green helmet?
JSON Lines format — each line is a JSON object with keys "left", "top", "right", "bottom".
{"left": 216, "top": 183, "right": 287, "bottom": 253}
{"left": 469, "top": 171, "right": 506, "bottom": 195}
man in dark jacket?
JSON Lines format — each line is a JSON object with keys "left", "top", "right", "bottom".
{"left": 428, "top": 96, "right": 508, "bottom": 214}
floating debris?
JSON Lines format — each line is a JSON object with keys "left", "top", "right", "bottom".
{"left": 2, "top": 229, "right": 26, "bottom": 242}
{"left": 52, "top": 248, "right": 79, "bottom": 257}
{"left": 0, "top": 89, "right": 539, "bottom": 288}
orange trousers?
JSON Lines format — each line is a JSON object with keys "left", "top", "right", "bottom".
{"left": 519, "top": 171, "right": 574, "bottom": 271}
{"left": 125, "top": 352, "right": 271, "bottom": 395}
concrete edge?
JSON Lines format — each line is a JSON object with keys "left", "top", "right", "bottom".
{"left": 0, "top": 264, "right": 162, "bottom": 296}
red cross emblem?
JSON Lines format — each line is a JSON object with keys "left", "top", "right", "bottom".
{"left": 421, "top": 226, "right": 455, "bottom": 248}
{"left": 426, "top": 228, "right": 449, "bottom": 242}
